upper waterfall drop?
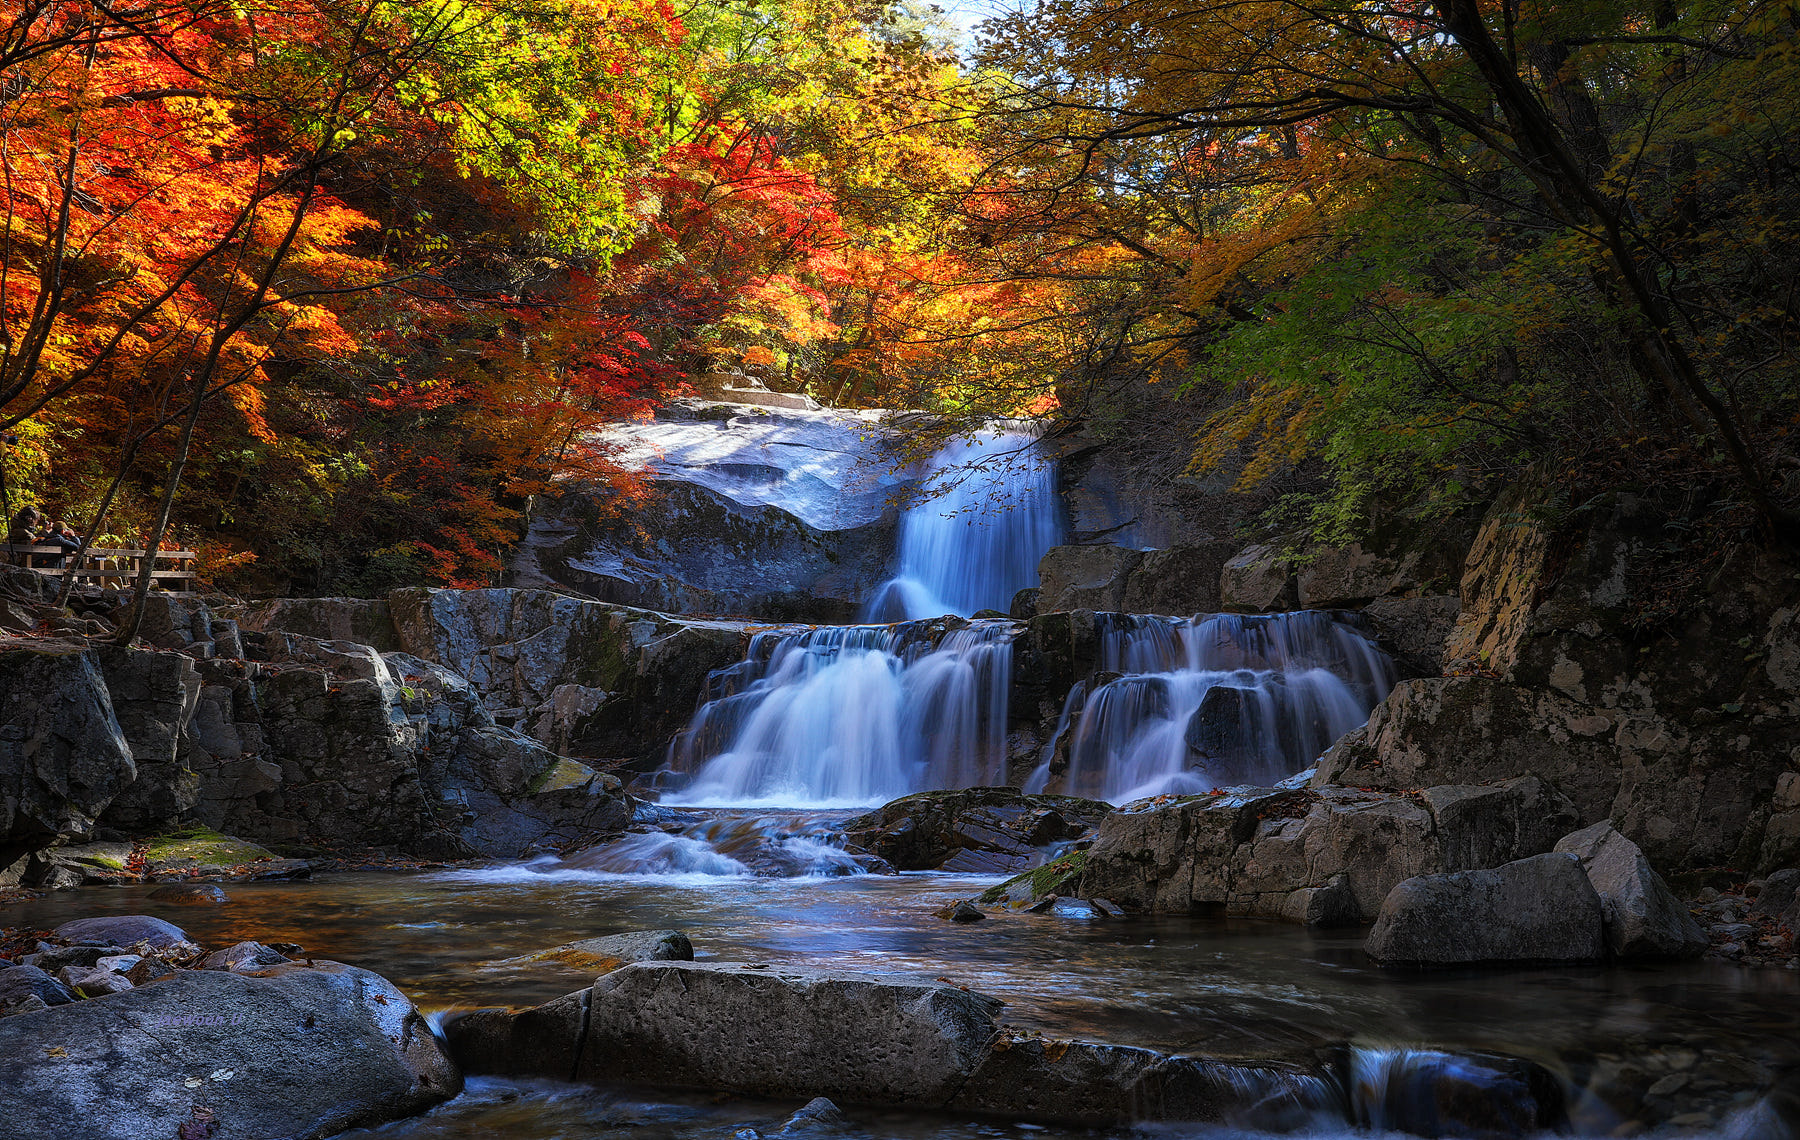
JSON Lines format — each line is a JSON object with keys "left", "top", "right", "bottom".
{"left": 862, "top": 429, "right": 1064, "bottom": 621}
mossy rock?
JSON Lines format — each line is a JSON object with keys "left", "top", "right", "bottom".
{"left": 978, "top": 849, "right": 1089, "bottom": 907}
{"left": 528, "top": 757, "right": 615, "bottom": 795}
{"left": 143, "top": 827, "right": 275, "bottom": 872}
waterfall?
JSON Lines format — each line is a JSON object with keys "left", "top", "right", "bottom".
{"left": 666, "top": 620, "right": 1014, "bottom": 807}
{"left": 862, "top": 429, "right": 1063, "bottom": 621}
{"left": 1030, "top": 611, "right": 1396, "bottom": 803}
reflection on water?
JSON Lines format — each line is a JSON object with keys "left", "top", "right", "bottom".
{"left": 9, "top": 872, "right": 1799, "bottom": 1139}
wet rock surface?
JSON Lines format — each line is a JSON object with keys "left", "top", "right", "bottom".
{"left": 511, "top": 928, "right": 694, "bottom": 973}
{"left": 841, "top": 787, "right": 1110, "bottom": 873}
{"left": 446, "top": 960, "right": 1340, "bottom": 1128}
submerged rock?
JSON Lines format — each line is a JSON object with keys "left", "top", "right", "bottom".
{"left": 147, "top": 883, "right": 229, "bottom": 905}
{"left": 0, "top": 964, "right": 459, "bottom": 1140}
{"left": 1342, "top": 1046, "right": 1567, "bottom": 1139}
{"left": 1555, "top": 822, "right": 1708, "bottom": 960}
{"left": 1365, "top": 853, "right": 1605, "bottom": 966}
{"left": 778, "top": 1097, "right": 847, "bottom": 1131}
{"left": 514, "top": 929, "right": 694, "bottom": 973}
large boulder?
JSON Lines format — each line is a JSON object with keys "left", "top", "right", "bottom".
{"left": 1220, "top": 544, "right": 1296, "bottom": 612}
{"left": 1554, "top": 822, "right": 1707, "bottom": 959}
{"left": 1037, "top": 545, "right": 1144, "bottom": 614}
{"left": 1119, "top": 541, "right": 1239, "bottom": 616}
{"left": 1076, "top": 777, "right": 1579, "bottom": 923}
{"left": 578, "top": 963, "right": 1002, "bottom": 1101}
{"left": 53, "top": 915, "right": 192, "bottom": 951}
{"left": 842, "top": 788, "right": 1111, "bottom": 873}
{"left": 1360, "top": 594, "right": 1461, "bottom": 679}
{"left": 0, "top": 647, "right": 135, "bottom": 869}
{"left": 451, "top": 962, "right": 1003, "bottom": 1105}
{"left": 1365, "top": 853, "right": 1606, "bottom": 965}
{"left": 448, "top": 962, "right": 1320, "bottom": 1128}
{"left": 0, "top": 963, "right": 458, "bottom": 1139}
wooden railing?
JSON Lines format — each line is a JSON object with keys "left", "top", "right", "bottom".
{"left": 2, "top": 545, "right": 198, "bottom": 594}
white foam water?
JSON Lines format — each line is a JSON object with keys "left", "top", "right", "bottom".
{"left": 1028, "top": 611, "right": 1396, "bottom": 803}
{"left": 666, "top": 620, "right": 1013, "bottom": 807}
{"left": 863, "top": 429, "right": 1063, "bottom": 621}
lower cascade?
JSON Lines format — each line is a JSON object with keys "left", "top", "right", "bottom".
{"left": 1031, "top": 610, "right": 1397, "bottom": 803}
{"left": 665, "top": 620, "right": 1013, "bottom": 807}
{"left": 663, "top": 609, "right": 1394, "bottom": 809}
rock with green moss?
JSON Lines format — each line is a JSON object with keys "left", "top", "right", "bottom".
{"left": 142, "top": 828, "right": 279, "bottom": 875}
{"left": 978, "top": 849, "right": 1090, "bottom": 907}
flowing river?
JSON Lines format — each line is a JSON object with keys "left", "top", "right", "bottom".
{"left": 9, "top": 869, "right": 1797, "bottom": 1139}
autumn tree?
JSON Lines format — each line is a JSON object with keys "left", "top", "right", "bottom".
{"left": 975, "top": 0, "right": 1800, "bottom": 538}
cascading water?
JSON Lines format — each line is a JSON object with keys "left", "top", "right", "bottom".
{"left": 1029, "top": 610, "right": 1396, "bottom": 803}
{"left": 665, "top": 620, "right": 1014, "bottom": 807}
{"left": 862, "top": 429, "right": 1063, "bottom": 622}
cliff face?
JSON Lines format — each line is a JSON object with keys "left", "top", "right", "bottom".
{"left": 1, "top": 585, "right": 764, "bottom": 877}
{"left": 1076, "top": 488, "right": 1800, "bottom": 920}
{"left": 1322, "top": 489, "right": 1800, "bottom": 874}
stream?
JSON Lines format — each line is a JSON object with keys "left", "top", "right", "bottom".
{"left": 9, "top": 866, "right": 1798, "bottom": 1139}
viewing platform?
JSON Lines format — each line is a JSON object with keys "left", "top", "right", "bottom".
{"left": 2, "top": 545, "right": 198, "bottom": 595}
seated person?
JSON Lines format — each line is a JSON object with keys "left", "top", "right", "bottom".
{"left": 43, "top": 519, "right": 83, "bottom": 569}
{"left": 6, "top": 507, "right": 44, "bottom": 564}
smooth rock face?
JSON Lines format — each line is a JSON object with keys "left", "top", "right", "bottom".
{"left": 1365, "top": 853, "right": 1606, "bottom": 965}
{"left": 0, "top": 964, "right": 459, "bottom": 1140}
{"left": 53, "top": 914, "right": 190, "bottom": 951}
{"left": 1037, "top": 545, "right": 1145, "bottom": 614}
{"left": 443, "top": 989, "right": 589, "bottom": 1080}
{"left": 1554, "top": 823, "right": 1708, "bottom": 959}
{"left": 0, "top": 648, "right": 136, "bottom": 864}
{"left": 577, "top": 962, "right": 1005, "bottom": 1104}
